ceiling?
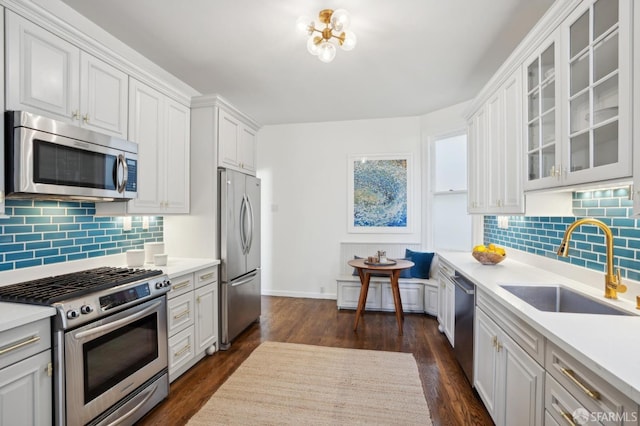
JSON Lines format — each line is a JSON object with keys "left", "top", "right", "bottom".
{"left": 58, "top": 0, "right": 555, "bottom": 126}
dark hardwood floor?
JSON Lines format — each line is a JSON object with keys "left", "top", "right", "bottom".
{"left": 138, "top": 296, "right": 493, "bottom": 425}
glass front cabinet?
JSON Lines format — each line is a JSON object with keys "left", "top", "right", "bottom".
{"left": 524, "top": 0, "right": 631, "bottom": 190}
{"left": 524, "top": 33, "right": 561, "bottom": 190}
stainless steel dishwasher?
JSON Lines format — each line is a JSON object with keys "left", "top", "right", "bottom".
{"left": 440, "top": 266, "right": 476, "bottom": 384}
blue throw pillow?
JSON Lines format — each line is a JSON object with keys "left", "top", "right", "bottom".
{"left": 399, "top": 260, "right": 412, "bottom": 278}
{"left": 405, "top": 249, "right": 435, "bottom": 279}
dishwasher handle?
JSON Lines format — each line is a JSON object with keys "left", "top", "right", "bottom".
{"left": 452, "top": 276, "right": 475, "bottom": 295}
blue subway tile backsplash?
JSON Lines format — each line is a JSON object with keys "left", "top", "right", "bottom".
{"left": 484, "top": 187, "right": 640, "bottom": 281}
{"left": 0, "top": 200, "right": 162, "bottom": 271}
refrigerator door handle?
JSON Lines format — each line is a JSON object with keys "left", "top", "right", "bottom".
{"left": 230, "top": 270, "right": 259, "bottom": 287}
{"left": 245, "top": 195, "right": 254, "bottom": 254}
{"left": 239, "top": 195, "right": 248, "bottom": 255}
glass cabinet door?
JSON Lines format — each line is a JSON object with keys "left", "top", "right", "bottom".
{"left": 567, "top": 0, "right": 620, "bottom": 175}
{"left": 525, "top": 38, "right": 559, "bottom": 189}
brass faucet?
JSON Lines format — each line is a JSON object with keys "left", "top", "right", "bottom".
{"left": 557, "top": 218, "right": 627, "bottom": 299}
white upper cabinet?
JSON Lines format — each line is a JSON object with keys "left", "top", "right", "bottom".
{"left": 467, "top": 109, "right": 487, "bottom": 213}
{"left": 562, "top": 0, "right": 631, "bottom": 186}
{"left": 524, "top": 32, "right": 562, "bottom": 190}
{"left": 79, "top": 53, "right": 128, "bottom": 138}
{"left": 468, "top": 70, "right": 524, "bottom": 214}
{"left": 0, "top": 7, "right": 5, "bottom": 217}
{"left": 5, "top": 10, "right": 128, "bottom": 138}
{"left": 96, "top": 79, "right": 190, "bottom": 215}
{"left": 218, "top": 108, "right": 258, "bottom": 175}
{"left": 525, "top": 0, "right": 631, "bottom": 190}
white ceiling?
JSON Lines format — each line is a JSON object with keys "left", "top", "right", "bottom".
{"left": 58, "top": 0, "right": 555, "bottom": 126}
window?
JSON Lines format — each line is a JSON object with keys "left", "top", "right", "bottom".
{"left": 430, "top": 133, "right": 472, "bottom": 250}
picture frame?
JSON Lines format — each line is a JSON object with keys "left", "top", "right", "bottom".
{"left": 347, "top": 153, "right": 414, "bottom": 233}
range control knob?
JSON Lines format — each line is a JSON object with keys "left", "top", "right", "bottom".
{"left": 155, "top": 281, "right": 164, "bottom": 290}
{"left": 164, "top": 280, "right": 172, "bottom": 288}
{"left": 80, "top": 305, "right": 94, "bottom": 315}
{"left": 66, "top": 309, "right": 80, "bottom": 320}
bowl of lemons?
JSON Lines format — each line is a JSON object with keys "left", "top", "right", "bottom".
{"left": 472, "top": 244, "right": 506, "bottom": 265}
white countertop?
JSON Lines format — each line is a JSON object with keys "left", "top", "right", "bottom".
{"left": 0, "top": 255, "right": 219, "bottom": 332}
{"left": 0, "top": 303, "right": 56, "bottom": 333}
{"left": 437, "top": 250, "right": 640, "bottom": 405}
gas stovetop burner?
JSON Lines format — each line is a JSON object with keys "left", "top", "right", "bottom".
{"left": 0, "top": 266, "right": 164, "bottom": 305}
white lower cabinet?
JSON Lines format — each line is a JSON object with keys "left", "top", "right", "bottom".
{"left": 0, "top": 318, "right": 52, "bottom": 426}
{"left": 336, "top": 279, "right": 434, "bottom": 313}
{"left": 474, "top": 307, "right": 544, "bottom": 426}
{"left": 337, "top": 281, "right": 382, "bottom": 310}
{"left": 195, "top": 282, "right": 217, "bottom": 355}
{"left": 545, "top": 341, "right": 639, "bottom": 425}
{"left": 436, "top": 265, "right": 455, "bottom": 347}
{"left": 167, "top": 265, "right": 218, "bottom": 382}
{"left": 424, "top": 284, "right": 438, "bottom": 316}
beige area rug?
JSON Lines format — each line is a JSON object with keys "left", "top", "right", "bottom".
{"left": 187, "top": 341, "right": 432, "bottom": 425}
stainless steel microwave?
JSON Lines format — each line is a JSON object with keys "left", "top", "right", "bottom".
{"left": 5, "top": 111, "right": 138, "bottom": 201}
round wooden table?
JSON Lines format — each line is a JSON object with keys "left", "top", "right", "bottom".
{"left": 348, "top": 258, "right": 414, "bottom": 335}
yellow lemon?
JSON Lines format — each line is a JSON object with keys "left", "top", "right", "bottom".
{"left": 473, "top": 245, "right": 487, "bottom": 253}
{"left": 496, "top": 247, "right": 506, "bottom": 256}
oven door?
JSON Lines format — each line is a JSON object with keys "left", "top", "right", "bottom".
{"left": 64, "top": 297, "right": 168, "bottom": 426}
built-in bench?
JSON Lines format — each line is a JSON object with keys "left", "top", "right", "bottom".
{"left": 336, "top": 242, "right": 438, "bottom": 315}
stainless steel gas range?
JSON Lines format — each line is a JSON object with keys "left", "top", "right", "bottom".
{"left": 0, "top": 267, "right": 172, "bottom": 426}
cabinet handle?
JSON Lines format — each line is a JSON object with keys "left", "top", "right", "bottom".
{"left": 553, "top": 403, "right": 577, "bottom": 426}
{"left": 45, "top": 362, "right": 53, "bottom": 377}
{"left": 71, "top": 110, "right": 80, "bottom": 120}
{"left": 174, "top": 344, "right": 191, "bottom": 357}
{"left": 199, "top": 272, "right": 215, "bottom": 281}
{"left": 172, "top": 280, "right": 191, "bottom": 290}
{"left": 173, "top": 309, "right": 190, "bottom": 320}
{"left": 0, "top": 335, "right": 40, "bottom": 356}
{"left": 492, "top": 335, "right": 498, "bottom": 348}
{"left": 561, "top": 367, "right": 600, "bottom": 400}
{"left": 83, "top": 113, "right": 90, "bottom": 123}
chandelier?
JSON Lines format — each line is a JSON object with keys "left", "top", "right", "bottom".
{"left": 297, "top": 9, "right": 357, "bottom": 63}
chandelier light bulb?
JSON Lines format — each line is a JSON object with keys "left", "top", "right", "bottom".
{"left": 296, "top": 16, "right": 313, "bottom": 34}
{"left": 330, "top": 9, "right": 350, "bottom": 32}
{"left": 318, "top": 41, "right": 336, "bottom": 63}
{"left": 307, "top": 36, "right": 320, "bottom": 55}
{"left": 340, "top": 31, "right": 357, "bottom": 51}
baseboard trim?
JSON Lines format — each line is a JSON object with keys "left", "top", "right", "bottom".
{"left": 262, "top": 289, "right": 337, "bottom": 300}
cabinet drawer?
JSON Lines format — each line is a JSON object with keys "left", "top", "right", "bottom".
{"left": 0, "top": 318, "right": 50, "bottom": 370}
{"left": 195, "top": 266, "right": 218, "bottom": 288}
{"left": 167, "top": 273, "right": 194, "bottom": 299}
{"left": 546, "top": 341, "right": 639, "bottom": 425}
{"left": 546, "top": 373, "right": 589, "bottom": 426}
{"left": 477, "top": 289, "right": 545, "bottom": 364}
{"left": 168, "top": 326, "right": 195, "bottom": 378}
{"left": 167, "top": 292, "right": 195, "bottom": 336}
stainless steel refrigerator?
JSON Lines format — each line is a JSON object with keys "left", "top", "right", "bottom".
{"left": 218, "top": 168, "right": 261, "bottom": 350}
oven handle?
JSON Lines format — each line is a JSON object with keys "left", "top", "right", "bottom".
{"left": 73, "top": 300, "right": 162, "bottom": 340}
{"left": 105, "top": 378, "right": 159, "bottom": 426}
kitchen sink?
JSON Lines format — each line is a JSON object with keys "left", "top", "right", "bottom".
{"left": 499, "top": 284, "right": 631, "bottom": 316}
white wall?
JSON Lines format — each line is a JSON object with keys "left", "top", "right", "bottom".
{"left": 259, "top": 116, "right": 426, "bottom": 299}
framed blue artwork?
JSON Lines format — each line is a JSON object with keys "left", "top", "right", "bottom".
{"left": 347, "top": 153, "right": 413, "bottom": 233}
